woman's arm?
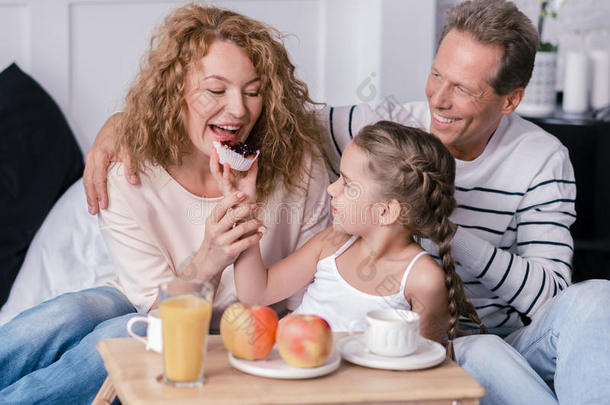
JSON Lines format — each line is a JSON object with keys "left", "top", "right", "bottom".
{"left": 101, "top": 166, "right": 261, "bottom": 312}
{"left": 181, "top": 191, "right": 262, "bottom": 282}
{"left": 233, "top": 226, "right": 334, "bottom": 306}
{"left": 99, "top": 166, "right": 176, "bottom": 312}
{"left": 403, "top": 255, "right": 450, "bottom": 343}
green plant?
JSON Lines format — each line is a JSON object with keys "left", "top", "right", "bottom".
{"left": 537, "top": 0, "right": 566, "bottom": 51}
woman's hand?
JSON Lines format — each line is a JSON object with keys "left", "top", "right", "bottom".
{"left": 83, "top": 112, "right": 139, "bottom": 214}
{"left": 184, "top": 191, "right": 263, "bottom": 281}
{"left": 209, "top": 148, "right": 258, "bottom": 203}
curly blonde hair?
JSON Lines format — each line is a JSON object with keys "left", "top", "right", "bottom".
{"left": 354, "top": 121, "right": 487, "bottom": 340}
{"left": 117, "top": 3, "right": 326, "bottom": 201}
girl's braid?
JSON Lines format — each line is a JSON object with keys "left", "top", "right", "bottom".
{"left": 421, "top": 169, "right": 487, "bottom": 337}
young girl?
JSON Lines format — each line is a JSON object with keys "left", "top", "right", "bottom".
{"left": 213, "top": 121, "right": 484, "bottom": 343}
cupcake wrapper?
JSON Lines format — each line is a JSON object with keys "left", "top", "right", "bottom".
{"left": 213, "top": 141, "right": 260, "bottom": 171}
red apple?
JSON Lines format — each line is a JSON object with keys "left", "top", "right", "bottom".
{"left": 276, "top": 313, "right": 332, "bottom": 368}
{"left": 220, "top": 302, "right": 278, "bottom": 360}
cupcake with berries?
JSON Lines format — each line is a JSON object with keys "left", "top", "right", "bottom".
{"left": 213, "top": 139, "right": 260, "bottom": 171}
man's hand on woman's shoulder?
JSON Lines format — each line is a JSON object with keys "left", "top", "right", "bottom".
{"left": 83, "top": 112, "right": 139, "bottom": 214}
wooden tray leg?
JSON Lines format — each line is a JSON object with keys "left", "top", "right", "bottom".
{"left": 91, "top": 377, "right": 116, "bottom": 405}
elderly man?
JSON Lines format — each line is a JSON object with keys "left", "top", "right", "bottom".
{"left": 85, "top": 1, "right": 609, "bottom": 403}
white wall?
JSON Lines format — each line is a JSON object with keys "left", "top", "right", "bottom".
{"left": 438, "top": 0, "right": 610, "bottom": 49}
{"left": 0, "top": 0, "right": 436, "bottom": 154}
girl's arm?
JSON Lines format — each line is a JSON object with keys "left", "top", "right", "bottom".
{"left": 403, "top": 256, "right": 450, "bottom": 343}
{"left": 208, "top": 148, "right": 336, "bottom": 306}
{"left": 234, "top": 226, "right": 336, "bottom": 306}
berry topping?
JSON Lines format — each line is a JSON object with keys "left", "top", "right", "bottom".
{"left": 220, "top": 141, "right": 258, "bottom": 158}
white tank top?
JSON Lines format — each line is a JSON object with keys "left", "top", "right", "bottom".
{"left": 294, "top": 235, "right": 429, "bottom": 331}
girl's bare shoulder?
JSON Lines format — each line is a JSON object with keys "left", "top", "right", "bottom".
{"left": 310, "top": 227, "right": 352, "bottom": 259}
{"left": 404, "top": 251, "right": 447, "bottom": 297}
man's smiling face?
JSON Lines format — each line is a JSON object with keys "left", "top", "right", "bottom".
{"left": 425, "top": 29, "right": 514, "bottom": 161}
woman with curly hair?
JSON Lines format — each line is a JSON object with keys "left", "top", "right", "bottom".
{"left": 0, "top": 4, "right": 330, "bottom": 404}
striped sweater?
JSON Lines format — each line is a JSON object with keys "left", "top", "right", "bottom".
{"left": 320, "top": 100, "right": 576, "bottom": 329}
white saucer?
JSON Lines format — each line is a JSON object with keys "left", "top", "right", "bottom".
{"left": 228, "top": 346, "right": 341, "bottom": 379}
{"left": 337, "top": 335, "right": 446, "bottom": 371}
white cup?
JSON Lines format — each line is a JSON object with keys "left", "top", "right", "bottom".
{"left": 126, "top": 309, "right": 163, "bottom": 353}
{"left": 349, "top": 309, "right": 420, "bottom": 357}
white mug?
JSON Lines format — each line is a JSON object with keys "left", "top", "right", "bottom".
{"left": 126, "top": 309, "right": 163, "bottom": 353}
{"left": 349, "top": 309, "right": 420, "bottom": 357}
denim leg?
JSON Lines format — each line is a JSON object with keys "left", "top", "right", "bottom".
{"left": 504, "top": 279, "right": 610, "bottom": 404}
{"left": 0, "top": 312, "right": 140, "bottom": 405}
{"left": 454, "top": 334, "right": 557, "bottom": 405}
{"left": 0, "top": 287, "right": 135, "bottom": 390}
{"left": 0, "top": 286, "right": 134, "bottom": 390}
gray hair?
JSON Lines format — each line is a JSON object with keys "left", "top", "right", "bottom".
{"left": 440, "top": 0, "right": 539, "bottom": 95}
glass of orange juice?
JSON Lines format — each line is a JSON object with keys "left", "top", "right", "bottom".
{"left": 159, "top": 279, "right": 214, "bottom": 387}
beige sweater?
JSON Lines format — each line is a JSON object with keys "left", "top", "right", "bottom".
{"left": 98, "top": 154, "right": 330, "bottom": 329}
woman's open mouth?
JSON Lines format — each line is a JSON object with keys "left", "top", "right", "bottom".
{"left": 210, "top": 124, "right": 242, "bottom": 141}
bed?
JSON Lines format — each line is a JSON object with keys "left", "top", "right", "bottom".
{"left": 0, "top": 64, "right": 114, "bottom": 325}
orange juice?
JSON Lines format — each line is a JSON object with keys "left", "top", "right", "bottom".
{"left": 159, "top": 295, "right": 212, "bottom": 383}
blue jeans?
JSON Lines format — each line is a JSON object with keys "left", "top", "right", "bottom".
{"left": 0, "top": 286, "right": 140, "bottom": 405}
{"left": 455, "top": 279, "right": 610, "bottom": 405}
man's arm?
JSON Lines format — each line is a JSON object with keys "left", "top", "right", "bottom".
{"left": 452, "top": 149, "right": 576, "bottom": 321}
{"left": 84, "top": 112, "right": 139, "bottom": 214}
{"left": 316, "top": 99, "right": 426, "bottom": 176}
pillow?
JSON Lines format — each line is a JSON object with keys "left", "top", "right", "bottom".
{"left": 0, "top": 63, "right": 84, "bottom": 306}
{"left": 0, "top": 178, "right": 115, "bottom": 325}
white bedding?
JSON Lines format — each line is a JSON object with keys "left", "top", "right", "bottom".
{"left": 0, "top": 178, "right": 115, "bottom": 325}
